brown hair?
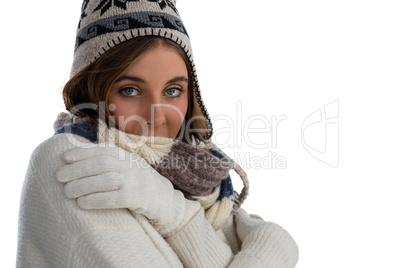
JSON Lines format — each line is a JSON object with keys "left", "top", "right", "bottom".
{"left": 63, "top": 36, "right": 208, "bottom": 143}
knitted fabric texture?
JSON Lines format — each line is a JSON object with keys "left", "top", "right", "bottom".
{"left": 72, "top": 0, "right": 212, "bottom": 139}
{"left": 55, "top": 113, "right": 236, "bottom": 229}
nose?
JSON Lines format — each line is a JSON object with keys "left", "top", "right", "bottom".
{"left": 148, "top": 104, "right": 166, "bottom": 128}
{"left": 142, "top": 96, "right": 166, "bottom": 129}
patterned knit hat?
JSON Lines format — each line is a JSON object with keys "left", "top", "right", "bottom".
{"left": 72, "top": 0, "right": 212, "bottom": 140}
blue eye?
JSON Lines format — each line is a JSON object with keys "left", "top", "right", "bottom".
{"left": 165, "top": 88, "right": 182, "bottom": 97}
{"left": 121, "top": 87, "right": 140, "bottom": 96}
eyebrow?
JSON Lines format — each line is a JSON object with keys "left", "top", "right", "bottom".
{"left": 115, "top": 75, "right": 188, "bottom": 85}
{"left": 166, "top": 76, "right": 189, "bottom": 84}
{"left": 115, "top": 75, "right": 145, "bottom": 83}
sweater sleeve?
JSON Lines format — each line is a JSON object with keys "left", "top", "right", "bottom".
{"left": 165, "top": 207, "right": 298, "bottom": 268}
{"left": 165, "top": 207, "right": 235, "bottom": 267}
{"left": 17, "top": 134, "right": 182, "bottom": 268}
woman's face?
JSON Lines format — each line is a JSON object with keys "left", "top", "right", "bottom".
{"left": 107, "top": 44, "right": 189, "bottom": 138}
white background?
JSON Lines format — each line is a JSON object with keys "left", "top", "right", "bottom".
{"left": 1, "top": 0, "right": 401, "bottom": 267}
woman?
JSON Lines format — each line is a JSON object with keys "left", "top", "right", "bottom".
{"left": 17, "top": 1, "right": 298, "bottom": 267}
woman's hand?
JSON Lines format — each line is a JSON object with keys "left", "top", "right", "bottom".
{"left": 235, "top": 208, "right": 264, "bottom": 242}
{"left": 56, "top": 143, "right": 200, "bottom": 235}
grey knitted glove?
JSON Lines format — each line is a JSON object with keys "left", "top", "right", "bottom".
{"left": 56, "top": 143, "right": 201, "bottom": 235}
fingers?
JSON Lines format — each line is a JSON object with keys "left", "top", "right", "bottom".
{"left": 236, "top": 208, "right": 248, "bottom": 217}
{"left": 63, "top": 143, "right": 121, "bottom": 164}
{"left": 64, "top": 172, "right": 121, "bottom": 198}
{"left": 235, "top": 208, "right": 264, "bottom": 228}
{"left": 236, "top": 208, "right": 263, "bottom": 222}
{"left": 56, "top": 155, "right": 124, "bottom": 183}
{"left": 76, "top": 191, "right": 122, "bottom": 210}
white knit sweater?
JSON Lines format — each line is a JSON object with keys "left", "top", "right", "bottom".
{"left": 17, "top": 134, "right": 298, "bottom": 267}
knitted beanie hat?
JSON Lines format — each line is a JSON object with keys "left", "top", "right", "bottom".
{"left": 71, "top": 0, "right": 212, "bottom": 140}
